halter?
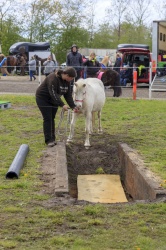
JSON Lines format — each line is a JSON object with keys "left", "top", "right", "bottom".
{"left": 100, "top": 63, "right": 107, "bottom": 69}
{"left": 97, "top": 69, "right": 114, "bottom": 86}
{"left": 74, "top": 91, "right": 86, "bottom": 102}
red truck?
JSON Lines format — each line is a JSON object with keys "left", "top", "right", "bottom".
{"left": 117, "top": 44, "right": 153, "bottom": 84}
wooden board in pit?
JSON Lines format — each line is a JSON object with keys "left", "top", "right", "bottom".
{"left": 77, "top": 174, "right": 128, "bottom": 203}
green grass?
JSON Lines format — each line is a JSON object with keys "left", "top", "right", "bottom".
{"left": 0, "top": 94, "right": 166, "bottom": 250}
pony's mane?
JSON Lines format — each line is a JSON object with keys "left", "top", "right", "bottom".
{"left": 0, "top": 53, "right": 5, "bottom": 58}
{"left": 100, "top": 55, "right": 110, "bottom": 67}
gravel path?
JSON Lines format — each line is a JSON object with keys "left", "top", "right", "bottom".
{"left": 1, "top": 75, "right": 166, "bottom": 100}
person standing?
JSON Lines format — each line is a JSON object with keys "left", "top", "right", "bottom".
{"left": 113, "top": 53, "right": 121, "bottom": 74}
{"left": 35, "top": 67, "right": 77, "bottom": 147}
{"left": 28, "top": 56, "right": 36, "bottom": 81}
{"left": 66, "top": 44, "right": 83, "bottom": 92}
{"left": 66, "top": 44, "right": 83, "bottom": 80}
{"left": 43, "top": 55, "right": 57, "bottom": 77}
{"left": 82, "top": 55, "right": 87, "bottom": 79}
{"left": 83, "top": 52, "right": 100, "bottom": 78}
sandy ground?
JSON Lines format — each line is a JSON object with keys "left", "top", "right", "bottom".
{"left": 1, "top": 75, "right": 166, "bottom": 100}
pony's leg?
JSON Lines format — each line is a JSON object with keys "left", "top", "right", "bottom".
{"left": 84, "top": 112, "right": 91, "bottom": 147}
{"left": 90, "top": 111, "right": 95, "bottom": 134}
{"left": 98, "top": 111, "right": 103, "bottom": 133}
{"left": 67, "top": 111, "right": 77, "bottom": 142}
{"left": 1, "top": 67, "right": 10, "bottom": 76}
{"left": 11, "top": 66, "right": 16, "bottom": 75}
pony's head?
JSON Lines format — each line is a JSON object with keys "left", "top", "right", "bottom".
{"left": 100, "top": 55, "right": 112, "bottom": 72}
{"left": 100, "top": 56, "right": 110, "bottom": 67}
{"left": 0, "top": 54, "right": 5, "bottom": 61}
{"left": 34, "top": 54, "right": 38, "bottom": 60}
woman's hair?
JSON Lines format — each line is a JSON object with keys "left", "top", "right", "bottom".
{"left": 63, "top": 67, "right": 77, "bottom": 77}
{"left": 90, "top": 52, "right": 96, "bottom": 57}
{"left": 56, "top": 67, "right": 77, "bottom": 78}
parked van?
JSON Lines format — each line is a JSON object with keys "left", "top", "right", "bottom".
{"left": 9, "top": 42, "right": 56, "bottom": 75}
{"left": 117, "top": 44, "right": 153, "bottom": 84}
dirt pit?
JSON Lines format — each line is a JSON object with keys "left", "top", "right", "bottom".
{"left": 39, "top": 133, "right": 132, "bottom": 207}
{"left": 66, "top": 134, "right": 122, "bottom": 198}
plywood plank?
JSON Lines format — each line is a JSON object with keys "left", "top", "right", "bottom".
{"left": 77, "top": 174, "right": 128, "bottom": 203}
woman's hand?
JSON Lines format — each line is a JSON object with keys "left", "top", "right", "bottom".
{"left": 73, "top": 107, "right": 79, "bottom": 113}
{"left": 62, "top": 105, "right": 69, "bottom": 111}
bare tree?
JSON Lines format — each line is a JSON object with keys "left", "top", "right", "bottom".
{"left": 152, "top": 0, "right": 166, "bottom": 20}
{"left": 18, "top": 0, "right": 61, "bottom": 42}
{"left": 86, "top": 0, "right": 96, "bottom": 46}
{"left": 129, "top": 0, "right": 151, "bottom": 26}
{"left": 106, "top": 0, "right": 131, "bottom": 41}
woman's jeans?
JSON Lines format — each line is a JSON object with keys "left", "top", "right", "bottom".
{"left": 36, "top": 97, "right": 58, "bottom": 144}
{"left": 120, "top": 78, "right": 129, "bottom": 86}
{"left": 29, "top": 70, "right": 36, "bottom": 80}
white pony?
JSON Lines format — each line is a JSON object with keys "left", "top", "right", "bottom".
{"left": 67, "top": 78, "right": 106, "bottom": 147}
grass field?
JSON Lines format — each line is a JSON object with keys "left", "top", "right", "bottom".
{"left": 0, "top": 95, "right": 166, "bottom": 250}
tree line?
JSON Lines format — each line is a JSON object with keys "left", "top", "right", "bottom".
{"left": 0, "top": 0, "right": 165, "bottom": 64}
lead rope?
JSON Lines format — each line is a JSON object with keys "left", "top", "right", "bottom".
{"left": 57, "top": 109, "right": 72, "bottom": 141}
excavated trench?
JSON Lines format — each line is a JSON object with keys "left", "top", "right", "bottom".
{"left": 65, "top": 140, "right": 166, "bottom": 203}
{"left": 41, "top": 139, "right": 166, "bottom": 204}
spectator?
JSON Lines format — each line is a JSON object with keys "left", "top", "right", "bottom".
{"left": 28, "top": 56, "right": 36, "bottom": 81}
{"left": 83, "top": 52, "right": 100, "bottom": 78}
{"left": 43, "top": 55, "right": 56, "bottom": 77}
{"left": 113, "top": 53, "right": 121, "bottom": 73}
{"left": 120, "top": 66, "right": 132, "bottom": 86}
{"left": 66, "top": 44, "right": 83, "bottom": 81}
{"left": 81, "top": 55, "right": 87, "bottom": 78}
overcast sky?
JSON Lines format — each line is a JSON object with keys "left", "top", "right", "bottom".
{"left": 93, "top": 0, "right": 165, "bottom": 25}
{"left": 93, "top": 0, "right": 110, "bottom": 22}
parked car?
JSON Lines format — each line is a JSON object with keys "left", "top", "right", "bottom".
{"left": 117, "top": 44, "right": 154, "bottom": 84}
{"left": 60, "top": 62, "right": 66, "bottom": 68}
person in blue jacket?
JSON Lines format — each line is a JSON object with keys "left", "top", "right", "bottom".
{"left": 66, "top": 44, "right": 83, "bottom": 92}
{"left": 113, "top": 53, "right": 121, "bottom": 73}
{"left": 120, "top": 66, "right": 132, "bottom": 86}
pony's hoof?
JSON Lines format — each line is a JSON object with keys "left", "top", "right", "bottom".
{"left": 67, "top": 138, "right": 73, "bottom": 143}
{"left": 84, "top": 144, "right": 91, "bottom": 149}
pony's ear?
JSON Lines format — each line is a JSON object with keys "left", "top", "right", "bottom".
{"left": 74, "top": 82, "right": 78, "bottom": 87}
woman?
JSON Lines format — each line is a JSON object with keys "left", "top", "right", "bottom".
{"left": 43, "top": 55, "right": 56, "bottom": 77}
{"left": 36, "top": 67, "right": 77, "bottom": 147}
{"left": 83, "top": 52, "right": 100, "bottom": 78}
{"left": 28, "top": 56, "right": 36, "bottom": 81}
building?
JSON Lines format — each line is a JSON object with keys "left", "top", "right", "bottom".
{"left": 152, "top": 20, "right": 166, "bottom": 64}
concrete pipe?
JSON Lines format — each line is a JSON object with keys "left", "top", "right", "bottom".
{"left": 6, "top": 144, "right": 29, "bottom": 179}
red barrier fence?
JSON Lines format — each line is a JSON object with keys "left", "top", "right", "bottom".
{"left": 133, "top": 70, "right": 137, "bottom": 100}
